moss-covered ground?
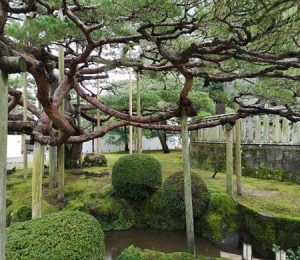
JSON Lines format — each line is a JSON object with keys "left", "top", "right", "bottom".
{"left": 7, "top": 150, "right": 300, "bottom": 223}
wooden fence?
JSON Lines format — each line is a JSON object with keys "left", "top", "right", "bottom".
{"left": 192, "top": 115, "right": 300, "bottom": 145}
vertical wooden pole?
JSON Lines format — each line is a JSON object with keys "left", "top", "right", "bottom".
{"left": 255, "top": 116, "right": 261, "bottom": 143}
{"left": 48, "top": 146, "right": 57, "bottom": 188}
{"left": 96, "top": 82, "right": 101, "bottom": 155}
{"left": 0, "top": 70, "right": 8, "bottom": 260}
{"left": 32, "top": 142, "right": 44, "bottom": 219}
{"left": 225, "top": 123, "right": 234, "bottom": 197}
{"left": 136, "top": 71, "right": 142, "bottom": 153}
{"left": 22, "top": 72, "right": 28, "bottom": 179}
{"left": 235, "top": 105, "right": 242, "bottom": 196}
{"left": 263, "top": 115, "right": 269, "bottom": 143}
{"left": 181, "top": 109, "right": 195, "bottom": 254}
{"left": 57, "top": 14, "right": 65, "bottom": 200}
{"left": 129, "top": 68, "right": 133, "bottom": 154}
{"left": 76, "top": 94, "right": 82, "bottom": 165}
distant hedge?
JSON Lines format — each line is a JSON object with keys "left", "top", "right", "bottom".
{"left": 7, "top": 211, "right": 105, "bottom": 260}
{"left": 162, "top": 171, "right": 209, "bottom": 218}
{"left": 112, "top": 154, "right": 162, "bottom": 200}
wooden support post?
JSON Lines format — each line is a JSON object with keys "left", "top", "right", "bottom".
{"left": 136, "top": 71, "right": 142, "bottom": 153}
{"left": 77, "top": 94, "right": 82, "bottom": 165}
{"left": 22, "top": 72, "right": 28, "bottom": 179}
{"left": 225, "top": 123, "right": 234, "bottom": 197}
{"left": 181, "top": 109, "right": 196, "bottom": 254}
{"left": 0, "top": 70, "right": 8, "bottom": 260}
{"left": 57, "top": 21, "right": 65, "bottom": 200}
{"left": 96, "top": 82, "right": 101, "bottom": 155}
{"left": 129, "top": 68, "right": 133, "bottom": 154}
{"left": 263, "top": 115, "right": 269, "bottom": 143}
{"left": 48, "top": 146, "right": 57, "bottom": 188}
{"left": 255, "top": 116, "right": 261, "bottom": 143}
{"left": 32, "top": 142, "right": 44, "bottom": 219}
{"left": 273, "top": 115, "right": 280, "bottom": 144}
{"left": 243, "top": 243, "right": 252, "bottom": 260}
{"left": 235, "top": 105, "right": 242, "bottom": 196}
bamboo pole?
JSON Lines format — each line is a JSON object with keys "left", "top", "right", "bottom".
{"left": 57, "top": 12, "right": 65, "bottom": 200}
{"left": 181, "top": 109, "right": 196, "bottom": 254}
{"left": 0, "top": 70, "right": 8, "bottom": 260}
{"left": 22, "top": 72, "right": 28, "bottom": 179}
{"left": 225, "top": 123, "right": 234, "bottom": 197}
{"left": 96, "top": 82, "right": 101, "bottom": 155}
{"left": 129, "top": 68, "right": 133, "bottom": 154}
{"left": 32, "top": 142, "right": 44, "bottom": 219}
{"left": 136, "top": 70, "right": 142, "bottom": 153}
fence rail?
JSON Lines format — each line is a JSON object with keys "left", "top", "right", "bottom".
{"left": 192, "top": 115, "right": 300, "bottom": 145}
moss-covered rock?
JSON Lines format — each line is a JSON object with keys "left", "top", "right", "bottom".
{"left": 112, "top": 154, "right": 162, "bottom": 200}
{"left": 88, "top": 196, "right": 135, "bottom": 231}
{"left": 7, "top": 211, "right": 105, "bottom": 260}
{"left": 118, "top": 246, "right": 217, "bottom": 260}
{"left": 239, "top": 204, "right": 300, "bottom": 257}
{"left": 7, "top": 204, "right": 31, "bottom": 226}
{"left": 162, "top": 171, "right": 209, "bottom": 219}
{"left": 82, "top": 153, "right": 107, "bottom": 167}
{"left": 196, "top": 190, "right": 240, "bottom": 249}
{"left": 138, "top": 190, "right": 184, "bottom": 231}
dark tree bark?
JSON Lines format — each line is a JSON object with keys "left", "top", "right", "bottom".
{"left": 124, "top": 126, "right": 129, "bottom": 152}
{"left": 157, "top": 130, "right": 170, "bottom": 153}
{"left": 65, "top": 142, "right": 83, "bottom": 168}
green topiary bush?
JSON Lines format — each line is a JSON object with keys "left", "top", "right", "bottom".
{"left": 112, "top": 154, "right": 162, "bottom": 200}
{"left": 7, "top": 211, "right": 105, "bottom": 260}
{"left": 162, "top": 171, "right": 209, "bottom": 218}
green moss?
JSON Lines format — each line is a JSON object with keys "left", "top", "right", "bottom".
{"left": 243, "top": 165, "right": 285, "bottom": 181}
{"left": 240, "top": 204, "right": 300, "bottom": 256}
{"left": 7, "top": 211, "right": 105, "bottom": 260}
{"left": 118, "top": 246, "right": 217, "bottom": 260}
{"left": 82, "top": 153, "right": 107, "bottom": 167}
{"left": 88, "top": 196, "right": 135, "bottom": 231}
{"left": 196, "top": 191, "right": 239, "bottom": 243}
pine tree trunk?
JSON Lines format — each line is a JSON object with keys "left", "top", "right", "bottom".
{"left": 157, "top": 130, "right": 170, "bottom": 153}
{"left": 124, "top": 126, "right": 129, "bottom": 152}
{"left": 0, "top": 70, "right": 8, "bottom": 260}
{"left": 225, "top": 123, "right": 234, "bottom": 197}
{"left": 22, "top": 72, "right": 28, "bottom": 179}
{"left": 32, "top": 142, "right": 44, "bottom": 219}
{"left": 181, "top": 110, "right": 196, "bottom": 254}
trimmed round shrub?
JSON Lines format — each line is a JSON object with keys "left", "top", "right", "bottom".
{"left": 162, "top": 171, "right": 209, "bottom": 218}
{"left": 112, "top": 154, "right": 162, "bottom": 200}
{"left": 7, "top": 211, "right": 105, "bottom": 259}
{"left": 82, "top": 153, "right": 107, "bottom": 167}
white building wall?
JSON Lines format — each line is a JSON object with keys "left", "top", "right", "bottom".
{"left": 7, "top": 135, "right": 22, "bottom": 158}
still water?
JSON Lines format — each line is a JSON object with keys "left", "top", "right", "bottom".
{"left": 104, "top": 229, "right": 240, "bottom": 259}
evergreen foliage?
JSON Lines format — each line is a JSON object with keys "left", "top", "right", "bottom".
{"left": 112, "top": 154, "right": 162, "bottom": 200}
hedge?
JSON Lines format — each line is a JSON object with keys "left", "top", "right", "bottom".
{"left": 7, "top": 211, "right": 105, "bottom": 260}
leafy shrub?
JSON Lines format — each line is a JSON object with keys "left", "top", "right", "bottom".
{"left": 243, "top": 165, "right": 285, "bottom": 181}
{"left": 162, "top": 171, "right": 209, "bottom": 218}
{"left": 82, "top": 153, "right": 107, "bottom": 167}
{"left": 112, "top": 154, "right": 162, "bottom": 200}
{"left": 7, "top": 211, "right": 105, "bottom": 260}
{"left": 196, "top": 191, "right": 239, "bottom": 244}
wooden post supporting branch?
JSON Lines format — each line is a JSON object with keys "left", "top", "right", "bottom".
{"left": 0, "top": 70, "right": 8, "bottom": 260}
{"left": 234, "top": 104, "right": 242, "bottom": 196}
{"left": 136, "top": 71, "right": 142, "bottom": 153}
{"left": 57, "top": 13, "right": 65, "bottom": 200}
{"left": 181, "top": 109, "right": 196, "bottom": 254}
{"left": 129, "top": 68, "right": 133, "bottom": 154}
{"left": 22, "top": 72, "right": 28, "bottom": 179}
{"left": 225, "top": 123, "right": 234, "bottom": 197}
{"left": 48, "top": 146, "right": 57, "bottom": 188}
{"left": 77, "top": 94, "right": 82, "bottom": 165}
{"left": 32, "top": 142, "right": 44, "bottom": 219}
{"left": 96, "top": 82, "right": 101, "bottom": 155}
